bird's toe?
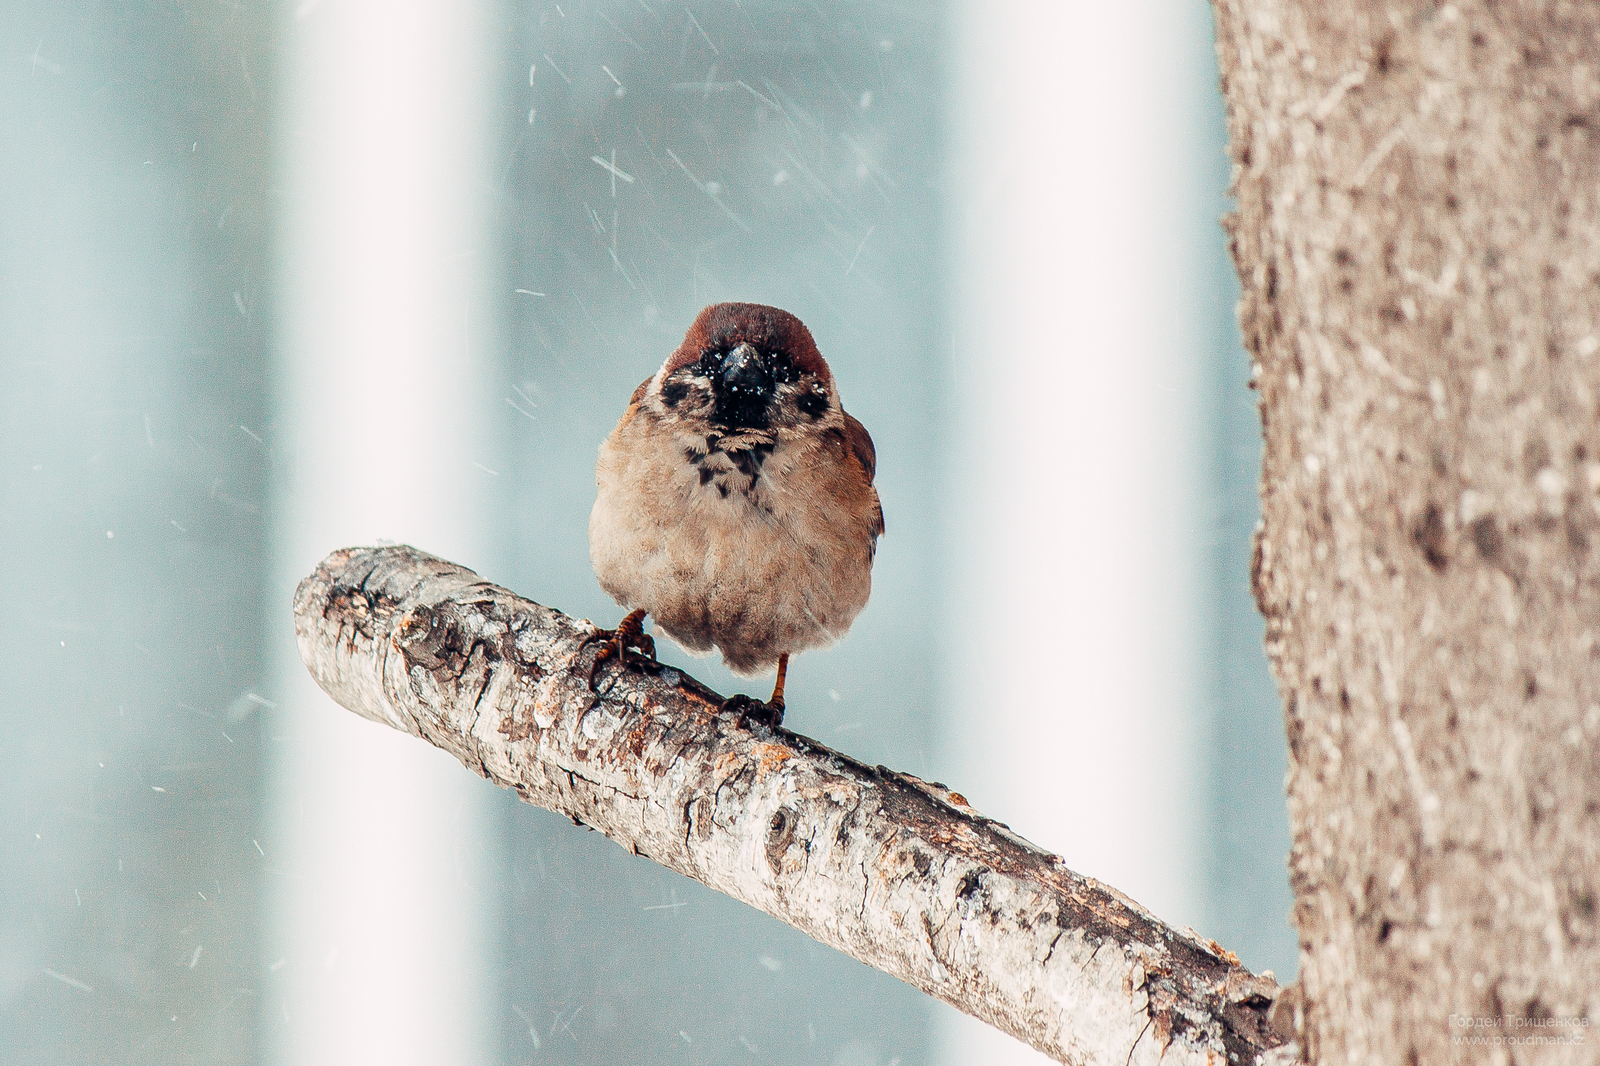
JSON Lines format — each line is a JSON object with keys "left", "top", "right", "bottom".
{"left": 582, "top": 608, "right": 654, "bottom": 691}
{"left": 723, "top": 693, "right": 784, "bottom": 730}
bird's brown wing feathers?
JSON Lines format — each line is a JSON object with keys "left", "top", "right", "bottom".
{"left": 842, "top": 411, "right": 876, "bottom": 483}
{"left": 843, "top": 410, "right": 884, "bottom": 538}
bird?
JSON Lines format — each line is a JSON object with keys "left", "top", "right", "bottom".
{"left": 586, "top": 301, "right": 884, "bottom": 728}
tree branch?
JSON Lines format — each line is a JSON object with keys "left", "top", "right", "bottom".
{"left": 293, "top": 545, "right": 1288, "bottom": 1066}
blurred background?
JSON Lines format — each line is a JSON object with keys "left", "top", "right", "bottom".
{"left": 0, "top": 1, "right": 1291, "bottom": 1064}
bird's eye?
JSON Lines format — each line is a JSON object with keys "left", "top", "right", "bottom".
{"left": 697, "top": 351, "right": 719, "bottom": 376}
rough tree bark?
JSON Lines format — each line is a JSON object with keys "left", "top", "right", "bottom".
{"left": 294, "top": 546, "right": 1287, "bottom": 1066}
{"left": 1212, "top": 2, "right": 1600, "bottom": 1064}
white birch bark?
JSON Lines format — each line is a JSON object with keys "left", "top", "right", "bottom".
{"left": 293, "top": 545, "right": 1288, "bottom": 1066}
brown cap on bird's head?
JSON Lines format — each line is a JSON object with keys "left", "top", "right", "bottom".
{"left": 662, "top": 303, "right": 831, "bottom": 387}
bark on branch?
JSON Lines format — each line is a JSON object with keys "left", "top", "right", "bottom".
{"left": 293, "top": 545, "right": 1287, "bottom": 1066}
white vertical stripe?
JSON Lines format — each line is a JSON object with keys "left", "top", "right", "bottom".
{"left": 937, "top": 0, "right": 1213, "bottom": 1060}
{"left": 269, "top": 1, "right": 500, "bottom": 1063}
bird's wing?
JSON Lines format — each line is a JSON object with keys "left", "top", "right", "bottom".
{"left": 842, "top": 410, "right": 884, "bottom": 539}
{"left": 628, "top": 375, "right": 652, "bottom": 406}
{"left": 842, "top": 411, "right": 877, "bottom": 483}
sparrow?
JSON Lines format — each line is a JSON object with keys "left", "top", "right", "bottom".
{"left": 587, "top": 302, "right": 884, "bottom": 727}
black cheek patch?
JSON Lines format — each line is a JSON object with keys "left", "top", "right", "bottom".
{"left": 797, "top": 392, "right": 829, "bottom": 419}
{"left": 662, "top": 381, "right": 690, "bottom": 407}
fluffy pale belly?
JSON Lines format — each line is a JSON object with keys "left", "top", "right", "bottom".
{"left": 589, "top": 440, "right": 873, "bottom": 676}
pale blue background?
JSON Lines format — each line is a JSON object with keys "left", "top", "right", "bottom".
{"left": 0, "top": 1, "right": 1292, "bottom": 1062}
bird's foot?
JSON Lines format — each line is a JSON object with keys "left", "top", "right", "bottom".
{"left": 582, "top": 608, "right": 657, "bottom": 690}
{"left": 724, "top": 654, "right": 790, "bottom": 729}
{"left": 723, "top": 693, "right": 785, "bottom": 730}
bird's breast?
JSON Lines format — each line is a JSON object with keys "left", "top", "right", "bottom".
{"left": 589, "top": 418, "right": 876, "bottom": 674}
{"left": 682, "top": 432, "right": 777, "bottom": 509}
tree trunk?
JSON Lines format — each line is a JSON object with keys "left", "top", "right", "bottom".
{"left": 1211, "top": 2, "right": 1600, "bottom": 1063}
{"left": 293, "top": 546, "right": 1287, "bottom": 1066}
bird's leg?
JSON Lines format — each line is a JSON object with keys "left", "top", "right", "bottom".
{"left": 768, "top": 653, "right": 789, "bottom": 720}
{"left": 583, "top": 608, "right": 656, "bottom": 690}
{"left": 724, "top": 653, "right": 787, "bottom": 729}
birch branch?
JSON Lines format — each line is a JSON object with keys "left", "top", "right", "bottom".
{"left": 293, "top": 545, "right": 1288, "bottom": 1066}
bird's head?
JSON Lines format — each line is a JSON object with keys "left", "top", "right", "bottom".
{"left": 647, "top": 303, "right": 838, "bottom": 434}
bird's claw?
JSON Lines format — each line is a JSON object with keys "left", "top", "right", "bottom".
{"left": 582, "top": 608, "right": 656, "bottom": 691}
{"left": 723, "top": 693, "right": 785, "bottom": 730}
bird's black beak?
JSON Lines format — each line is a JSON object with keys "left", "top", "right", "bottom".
{"left": 715, "top": 342, "right": 772, "bottom": 428}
